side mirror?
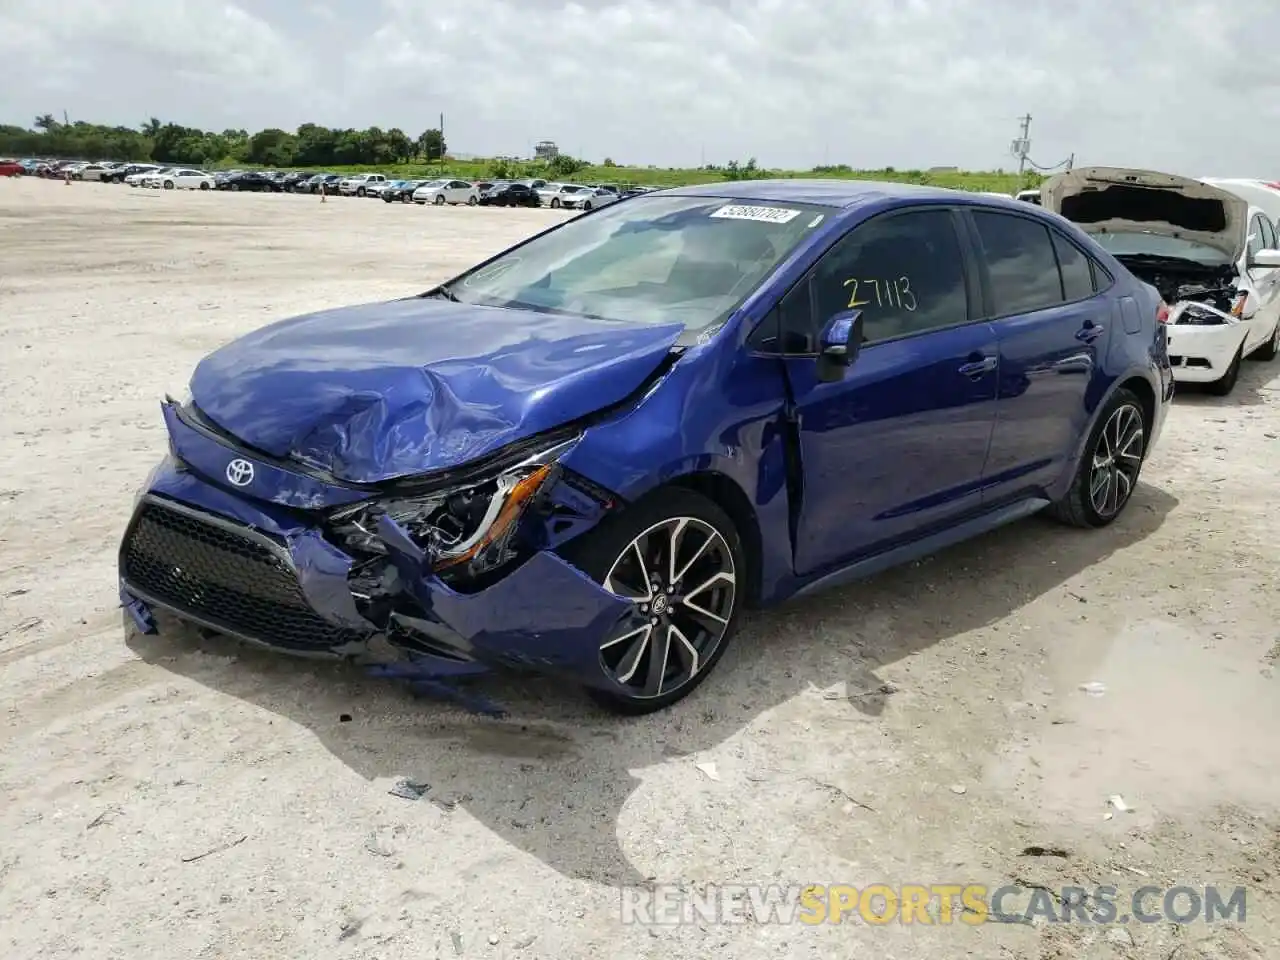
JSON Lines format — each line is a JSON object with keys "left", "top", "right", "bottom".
{"left": 1249, "top": 248, "right": 1280, "bottom": 269}
{"left": 816, "top": 310, "right": 863, "bottom": 383}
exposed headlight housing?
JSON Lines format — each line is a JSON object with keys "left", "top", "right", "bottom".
{"left": 328, "top": 436, "right": 577, "bottom": 578}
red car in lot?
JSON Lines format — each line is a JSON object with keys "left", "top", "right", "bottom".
{"left": 0, "top": 160, "right": 25, "bottom": 177}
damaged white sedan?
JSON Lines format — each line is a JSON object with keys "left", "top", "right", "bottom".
{"left": 1043, "top": 167, "right": 1280, "bottom": 394}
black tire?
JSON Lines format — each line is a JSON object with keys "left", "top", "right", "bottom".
{"left": 558, "top": 487, "right": 745, "bottom": 714}
{"left": 383, "top": 194, "right": 393, "bottom": 203}
{"left": 1048, "top": 387, "right": 1147, "bottom": 528}
{"left": 583, "top": 201, "right": 593, "bottom": 211}
{"left": 230, "top": 183, "right": 240, "bottom": 191}
{"left": 199, "top": 182, "right": 210, "bottom": 190}
{"left": 434, "top": 194, "right": 445, "bottom": 205}
{"left": 1207, "top": 344, "right": 1243, "bottom": 395}
{"left": 1252, "top": 321, "right": 1279, "bottom": 361}
{"left": 467, "top": 195, "right": 477, "bottom": 205}
{"left": 551, "top": 198, "right": 561, "bottom": 208}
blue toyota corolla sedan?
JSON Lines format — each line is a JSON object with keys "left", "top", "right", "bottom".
{"left": 119, "top": 179, "right": 1174, "bottom": 713}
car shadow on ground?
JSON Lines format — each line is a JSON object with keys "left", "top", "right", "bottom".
{"left": 1171, "top": 354, "right": 1277, "bottom": 407}
{"left": 126, "top": 483, "right": 1177, "bottom": 887}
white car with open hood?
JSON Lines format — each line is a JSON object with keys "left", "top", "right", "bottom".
{"left": 1043, "top": 167, "right": 1280, "bottom": 395}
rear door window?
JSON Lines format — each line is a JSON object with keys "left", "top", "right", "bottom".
{"left": 971, "top": 211, "right": 1064, "bottom": 315}
{"left": 1051, "top": 232, "right": 1095, "bottom": 302}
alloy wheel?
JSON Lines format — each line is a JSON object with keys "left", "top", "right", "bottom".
{"left": 1089, "top": 403, "right": 1144, "bottom": 519}
{"left": 598, "top": 517, "right": 736, "bottom": 700}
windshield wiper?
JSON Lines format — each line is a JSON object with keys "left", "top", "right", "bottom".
{"left": 423, "top": 283, "right": 460, "bottom": 301}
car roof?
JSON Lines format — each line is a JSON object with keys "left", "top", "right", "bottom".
{"left": 652, "top": 177, "right": 1021, "bottom": 209}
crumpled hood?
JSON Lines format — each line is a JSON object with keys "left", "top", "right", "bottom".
{"left": 1042, "top": 167, "right": 1248, "bottom": 261}
{"left": 189, "top": 297, "right": 684, "bottom": 484}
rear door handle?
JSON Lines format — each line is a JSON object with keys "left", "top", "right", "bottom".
{"left": 1076, "top": 322, "right": 1105, "bottom": 342}
{"left": 958, "top": 356, "right": 998, "bottom": 378}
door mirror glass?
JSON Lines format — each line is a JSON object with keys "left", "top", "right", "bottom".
{"left": 816, "top": 310, "right": 863, "bottom": 382}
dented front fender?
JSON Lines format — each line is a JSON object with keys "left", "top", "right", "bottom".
{"left": 376, "top": 515, "right": 633, "bottom": 683}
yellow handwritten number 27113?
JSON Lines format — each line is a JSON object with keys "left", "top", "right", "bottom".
{"left": 843, "top": 277, "right": 917, "bottom": 311}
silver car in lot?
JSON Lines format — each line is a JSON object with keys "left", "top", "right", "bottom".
{"left": 559, "top": 186, "right": 620, "bottom": 211}
{"left": 412, "top": 179, "right": 480, "bottom": 205}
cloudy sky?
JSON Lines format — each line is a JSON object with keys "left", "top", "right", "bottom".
{"left": 3, "top": 0, "right": 1278, "bottom": 175}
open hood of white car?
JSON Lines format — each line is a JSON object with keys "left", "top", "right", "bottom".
{"left": 1041, "top": 167, "right": 1247, "bottom": 261}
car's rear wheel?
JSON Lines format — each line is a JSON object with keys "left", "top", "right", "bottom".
{"left": 356, "top": 187, "right": 366, "bottom": 197}
{"left": 163, "top": 180, "right": 174, "bottom": 189}
{"left": 1207, "top": 344, "right": 1243, "bottom": 395}
{"left": 199, "top": 182, "right": 210, "bottom": 190}
{"left": 433, "top": 194, "right": 445, "bottom": 205}
{"left": 559, "top": 488, "right": 744, "bottom": 714}
{"left": 551, "top": 198, "right": 561, "bottom": 208}
{"left": 1252, "top": 321, "right": 1279, "bottom": 361}
{"left": 1048, "top": 387, "right": 1147, "bottom": 529}
{"left": 230, "top": 183, "right": 240, "bottom": 191}
{"left": 468, "top": 195, "right": 477, "bottom": 205}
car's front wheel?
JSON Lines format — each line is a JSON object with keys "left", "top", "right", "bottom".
{"left": 551, "top": 198, "right": 561, "bottom": 208}
{"left": 1048, "top": 387, "right": 1147, "bottom": 528}
{"left": 559, "top": 488, "right": 744, "bottom": 714}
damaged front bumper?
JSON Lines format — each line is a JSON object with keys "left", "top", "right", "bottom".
{"left": 1164, "top": 303, "right": 1249, "bottom": 383}
{"left": 119, "top": 421, "right": 635, "bottom": 692}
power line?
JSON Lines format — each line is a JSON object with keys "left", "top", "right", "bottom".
{"left": 1009, "top": 114, "right": 1074, "bottom": 176}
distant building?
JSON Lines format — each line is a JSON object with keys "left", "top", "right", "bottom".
{"left": 535, "top": 140, "right": 559, "bottom": 161}
{"left": 928, "top": 165, "right": 959, "bottom": 172}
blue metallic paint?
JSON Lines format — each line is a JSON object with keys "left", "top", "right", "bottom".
{"left": 190, "top": 296, "right": 686, "bottom": 483}
{"left": 120, "top": 179, "right": 1172, "bottom": 699}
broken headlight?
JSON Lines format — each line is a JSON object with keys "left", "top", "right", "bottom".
{"left": 328, "top": 437, "right": 577, "bottom": 575}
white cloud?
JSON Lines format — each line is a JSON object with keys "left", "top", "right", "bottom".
{"left": 4, "top": 0, "right": 1280, "bottom": 175}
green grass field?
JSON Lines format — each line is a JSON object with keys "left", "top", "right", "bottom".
{"left": 287, "top": 160, "right": 1040, "bottom": 195}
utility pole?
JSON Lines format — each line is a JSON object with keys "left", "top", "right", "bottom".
{"left": 439, "top": 112, "right": 444, "bottom": 163}
{"left": 1012, "top": 114, "right": 1032, "bottom": 177}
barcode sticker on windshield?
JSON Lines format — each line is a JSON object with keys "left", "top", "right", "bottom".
{"left": 710, "top": 204, "right": 801, "bottom": 224}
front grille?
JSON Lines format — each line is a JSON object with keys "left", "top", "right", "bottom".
{"left": 121, "top": 499, "right": 365, "bottom": 651}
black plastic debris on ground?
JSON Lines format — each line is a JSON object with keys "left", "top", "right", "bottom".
{"left": 388, "top": 777, "right": 429, "bottom": 801}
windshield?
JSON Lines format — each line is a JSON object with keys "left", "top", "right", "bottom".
{"left": 1091, "top": 232, "right": 1233, "bottom": 267}
{"left": 421, "top": 180, "right": 446, "bottom": 188}
{"left": 444, "top": 195, "right": 830, "bottom": 331}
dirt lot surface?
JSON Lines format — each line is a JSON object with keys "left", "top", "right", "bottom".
{"left": 1, "top": 176, "right": 1277, "bottom": 960}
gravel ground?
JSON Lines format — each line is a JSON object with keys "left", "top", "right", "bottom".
{"left": 1, "top": 176, "right": 1277, "bottom": 960}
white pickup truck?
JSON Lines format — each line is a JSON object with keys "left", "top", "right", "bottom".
{"left": 338, "top": 173, "right": 388, "bottom": 197}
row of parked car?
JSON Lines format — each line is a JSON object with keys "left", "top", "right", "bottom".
{"left": 9, "top": 157, "right": 658, "bottom": 209}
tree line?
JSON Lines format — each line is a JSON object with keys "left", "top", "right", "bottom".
{"left": 0, "top": 115, "right": 449, "bottom": 168}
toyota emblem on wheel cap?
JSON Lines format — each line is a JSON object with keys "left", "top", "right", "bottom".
{"left": 225, "top": 458, "right": 254, "bottom": 486}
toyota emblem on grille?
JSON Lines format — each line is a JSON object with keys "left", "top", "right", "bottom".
{"left": 225, "top": 458, "right": 255, "bottom": 486}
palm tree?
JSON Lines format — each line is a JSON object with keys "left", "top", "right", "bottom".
{"left": 33, "top": 114, "right": 57, "bottom": 131}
